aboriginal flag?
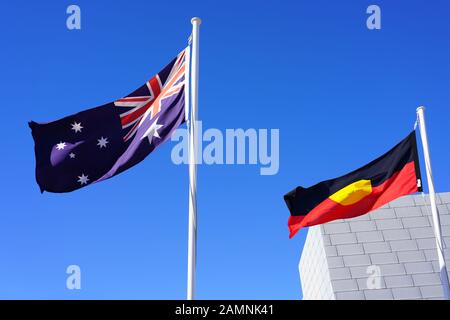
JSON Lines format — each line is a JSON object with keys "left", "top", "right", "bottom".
{"left": 284, "top": 131, "right": 422, "bottom": 238}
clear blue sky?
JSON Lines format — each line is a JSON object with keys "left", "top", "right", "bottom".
{"left": 1, "top": 0, "right": 450, "bottom": 299}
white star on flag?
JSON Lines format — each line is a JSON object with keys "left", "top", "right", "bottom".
{"left": 97, "top": 137, "right": 109, "bottom": 148}
{"left": 69, "top": 153, "right": 76, "bottom": 159}
{"left": 77, "top": 173, "right": 89, "bottom": 185}
{"left": 71, "top": 122, "right": 83, "bottom": 133}
{"left": 141, "top": 118, "right": 163, "bottom": 144}
{"left": 56, "top": 142, "right": 67, "bottom": 150}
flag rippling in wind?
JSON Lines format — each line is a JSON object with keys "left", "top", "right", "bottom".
{"left": 29, "top": 49, "right": 188, "bottom": 193}
{"left": 284, "top": 131, "right": 422, "bottom": 238}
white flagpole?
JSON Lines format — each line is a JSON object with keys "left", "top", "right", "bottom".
{"left": 187, "top": 17, "right": 201, "bottom": 300}
{"left": 416, "top": 106, "right": 450, "bottom": 300}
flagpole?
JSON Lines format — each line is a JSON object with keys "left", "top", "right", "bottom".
{"left": 187, "top": 17, "right": 201, "bottom": 300}
{"left": 416, "top": 106, "right": 450, "bottom": 300}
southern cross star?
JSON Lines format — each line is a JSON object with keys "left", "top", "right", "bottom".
{"left": 97, "top": 137, "right": 109, "bottom": 148}
{"left": 69, "top": 153, "right": 76, "bottom": 159}
{"left": 77, "top": 173, "right": 89, "bottom": 185}
{"left": 141, "top": 118, "right": 163, "bottom": 144}
{"left": 56, "top": 142, "right": 67, "bottom": 150}
{"left": 71, "top": 122, "right": 83, "bottom": 133}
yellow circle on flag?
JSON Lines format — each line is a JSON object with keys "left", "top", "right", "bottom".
{"left": 329, "top": 179, "right": 373, "bottom": 206}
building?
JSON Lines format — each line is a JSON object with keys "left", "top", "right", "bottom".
{"left": 299, "top": 192, "right": 450, "bottom": 300}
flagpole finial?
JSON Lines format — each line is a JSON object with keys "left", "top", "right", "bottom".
{"left": 416, "top": 106, "right": 425, "bottom": 113}
{"left": 191, "top": 17, "right": 202, "bottom": 25}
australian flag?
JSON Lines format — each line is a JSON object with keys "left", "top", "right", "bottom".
{"left": 29, "top": 49, "right": 188, "bottom": 193}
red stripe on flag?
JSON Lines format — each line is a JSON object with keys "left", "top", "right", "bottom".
{"left": 116, "top": 97, "right": 149, "bottom": 103}
{"left": 120, "top": 77, "right": 162, "bottom": 127}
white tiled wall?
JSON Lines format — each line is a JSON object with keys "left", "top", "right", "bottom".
{"left": 299, "top": 192, "right": 450, "bottom": 300}
{"left": 299, "top": 225, "right": 335, "bottom": 299}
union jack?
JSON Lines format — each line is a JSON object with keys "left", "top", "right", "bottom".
{"left": 114, "top": 49, "right": 187, "bottom": 142}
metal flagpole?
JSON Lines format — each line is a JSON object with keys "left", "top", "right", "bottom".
{"left": 187, "top": 17, "right": 201, "bottom": 300}
{"left": 416, "top": 106, "right": 450, "bottom": 300}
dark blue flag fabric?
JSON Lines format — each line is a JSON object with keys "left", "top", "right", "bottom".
{"left": 29, "top": 49, "right": 188, "bottom": 193}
